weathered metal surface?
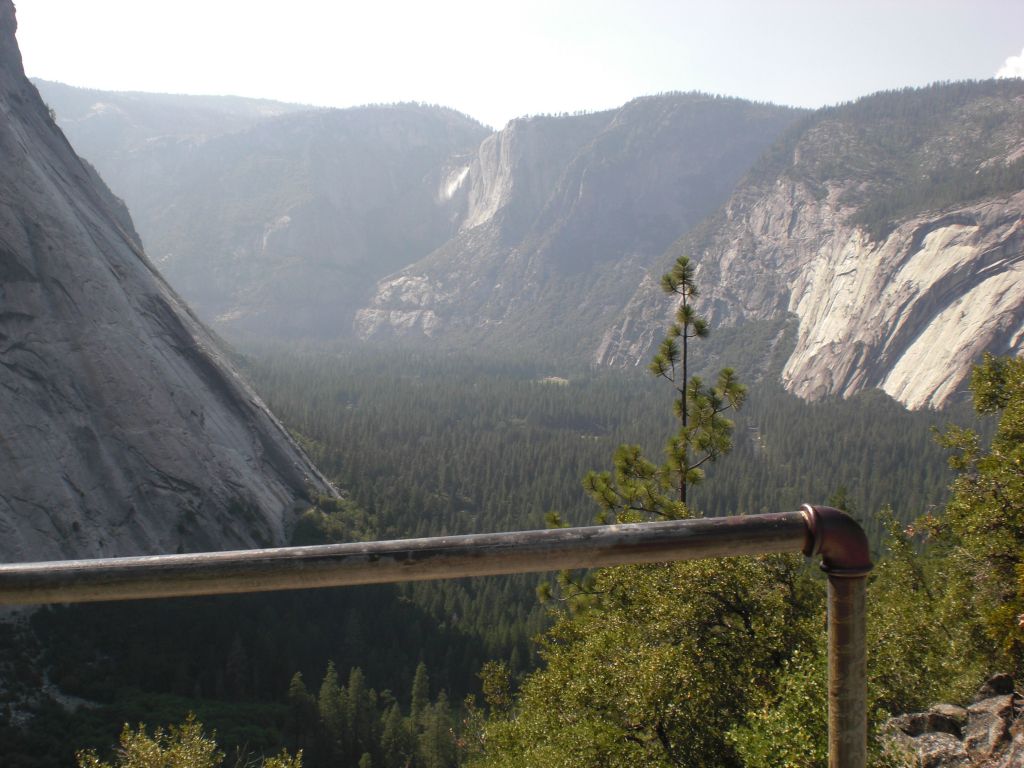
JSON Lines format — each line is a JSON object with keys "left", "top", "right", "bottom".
{"left": 802, "top": 504, "right": 873, "bottom": 576}
{"left": 828, "top": 575, "right": 869, "bottom": 768}
{"left": 0, "top": 512, "right": 811, "bottom": 605}
{"left": 804, "top": 504, "right": 871, "bottom": 768}
{"left": 0, "top": 505, "right": 872, "bottom": 768}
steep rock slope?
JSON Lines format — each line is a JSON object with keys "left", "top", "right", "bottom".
{"left": 0, "top": 1, "right": 332, "bottom": 562}
{"left": 356, "top": 94, "right": 804, "bottom": 355}
{"left": 600, "top": 82, "right": 1024, "bottom": 409}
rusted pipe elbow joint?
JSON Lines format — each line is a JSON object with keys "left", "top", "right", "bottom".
{"left": 800, "top": 504, "right": 873, "bottom": 577}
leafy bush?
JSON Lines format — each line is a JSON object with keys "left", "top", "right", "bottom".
{"left": 76, "top": 714, "right": 300, "bottom": 768}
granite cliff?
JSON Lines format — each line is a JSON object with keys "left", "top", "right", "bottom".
{"left": 0, "top": 0, "right": 333, "bottom": 562}
{"left": 43, "top": 84, "right": 800, "bottom": 353}
{"left": 39, "top": 75, "right": 1024, "bottom": 410}
{"left": 599, "top": 82, "right": 1024, "bottom": 409}
{"left": 356, "top": 95, "right": 803, "bottom": 355}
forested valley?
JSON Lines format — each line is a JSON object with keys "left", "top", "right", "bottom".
{"left": 1, "top": 328, "right": 1001, "bottom": 768}
{"left": 5, "top": 2, "right": 1022, "bottom": 761}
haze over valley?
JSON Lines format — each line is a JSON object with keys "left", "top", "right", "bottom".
{"left": 2, "top": 1, "right": 1024, "bottom": 766}
{"left": 34, "top": 75, "right": 1024, "bottom": 410}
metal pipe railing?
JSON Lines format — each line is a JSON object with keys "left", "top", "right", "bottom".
{"left": 0, "top": 505, "right": 871, "bottom": 767}
{"left": 802, "top": 504, "right": 873, "bottom": 768}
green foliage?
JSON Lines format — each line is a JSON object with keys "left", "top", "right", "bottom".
{"left": 278, "top": 661, "right": 458, "bottom": 768}
{"left": 76, "top": 715, "right": 223, "bottom": 768}
{"left": 243, "top": 340, "right": 958, "bottom": 553}
{"left": 410, "top": 662, "right": 430, "bottom": 725}
{"left": 316, "top": 662, "right": 345, "bottom": 759}
{"left": 729, "top": 514, "right": 988, "bottom": 767}
{"left": 729, "top": 354, "right": 1024, "bottom": 763}
{"left": 477, "top": 662, "right": 512, "bottom": 714}
{"left": 380, "top": 704, "right": 416, "bottom": 768}
{"left": 417, "top": 692, "right": 457, "bottom": 768}
{"left": 285, "top": 673, "right": 318, "bottom": 757}
{"left": 470, "top": 557, "right": 820, "bottom": 768}
{"left": 935, "top": 354, "right": 1024, "bottom": 670}
{"left": 75, "top": 713, "right": 301, "bottom": 768}
{"left": 866, "top": 514, "right": 987, "bottom": 712}
{"left": 583, "top": 256, "right": 746, "bottom": 521}
{"left": 727, "top": 649, "right": 827, "bottom": 768}
{"left": 466, "top": 269, "right": 1009, "bottom": 768}
{"left": 12, "top": 339, "right": 968, "bottom": 768}
{"left": 292, "top": 495, "right": 376, "bottom": 545}
{"left": 471, "top": 258, "right": 823, "bottom": 767}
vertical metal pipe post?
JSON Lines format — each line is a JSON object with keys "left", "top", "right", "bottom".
{"left": 828, "top": 574, "right": 868, "bottom": 768}
{"left": 802, "top": 505, "right": 872, "bottom": 768}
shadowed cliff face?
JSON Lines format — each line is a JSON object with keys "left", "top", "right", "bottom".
{"left": 356, "top": 96, "right": 804, "bottom": 356}
{"left": 598, "top": 82, "right": 1024, "bottom": 410}
{"left": 37, "top": 58, "right": 1023, "bottom": 411}
{"left": 0, "top": 0, "right": 333, "bottom": 562}
{"left": 35, "top": 79, "right": 492, "bottom": 341}
{"left": 43, "top": 81, "right": 801, "bottom": 355}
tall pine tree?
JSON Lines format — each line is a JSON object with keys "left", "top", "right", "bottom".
{"left": 584, "top": 256, "right": 745, "bottom": 522}
{"left": 470, "top": 257, "right": 818, "bottom": 767}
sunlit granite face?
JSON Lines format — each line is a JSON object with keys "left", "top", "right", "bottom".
{"left": 600, "top": 86, "right": 1024, "bottom": 411}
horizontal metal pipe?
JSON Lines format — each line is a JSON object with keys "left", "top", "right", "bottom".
{"left": 0, "top": 511, "right": 812, "bottom": 605}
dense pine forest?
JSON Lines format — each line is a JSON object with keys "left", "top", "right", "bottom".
{"left": 6, "top": 2, "right": 1023, "bottom": 759}
{"left": 241, "top": 337, "right": 968, "bottom": 543}
{"left": 0, "top": 336, "right": 1001, "bottom": 767}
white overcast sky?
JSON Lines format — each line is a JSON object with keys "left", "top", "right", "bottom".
{"left": 13, "top": 0, "right": 1024, "bottom": 129}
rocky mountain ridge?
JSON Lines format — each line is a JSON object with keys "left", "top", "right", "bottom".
{"left": 32, "top": 78, "right": 307, "bottom": 164}
{"left": 599, "top": 81, "right": 1024, "bottom": 409}
{"left": 31, "top": 79, "right": 312, "bottom": 265}
{"left": 39, "top": 77, "right": 1024, "bottom": 410}
{"left": 1, "top": 1, "right": 333, "bottom": 562}
{"left": 42, "top": 83, "right": 799, "bottom": 353}
{"left": 356, "top": 95, "right": 805, "bottom": 355}
{"left": 35, "top": 80, "right": 491, "bottom": 339}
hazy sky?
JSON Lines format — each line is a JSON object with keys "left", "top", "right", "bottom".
{"left": 14, "top": 0, "right": 1024, "bottom": 128}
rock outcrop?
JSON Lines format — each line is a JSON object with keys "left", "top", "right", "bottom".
{"left": 0, "top": 0, "right": 333, "bottom": 562}
{"left": 40, "top": 74, "right": 1024, "bottom": 408}
{"left": 46, "top": 85, "right": 799, "bottom": 352}
{"left": 599, "top": 82, "right": 1024, "bottom": 409}
{"left": 356, "top": 95, "right": 804, "bottom": 356}
{"left": 885, "top": 674, "right": 1023, "bottom": 766}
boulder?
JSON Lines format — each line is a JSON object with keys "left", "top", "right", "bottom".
{"left": 884, "top": 677, "right": 1023, "bottom": 767}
